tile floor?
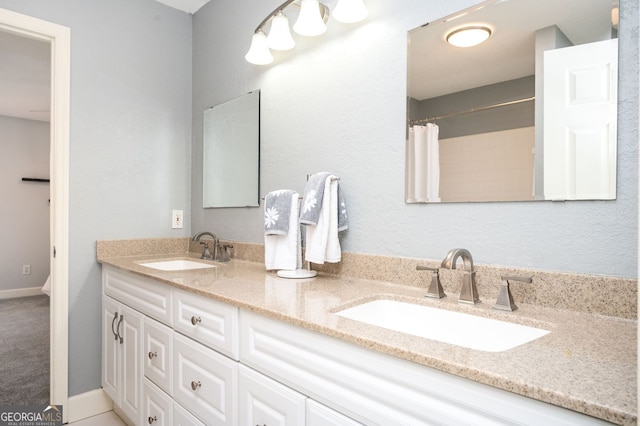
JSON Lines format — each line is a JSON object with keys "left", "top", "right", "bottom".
{"left": 69, "top": 411, "right": 125, "bottom": 425}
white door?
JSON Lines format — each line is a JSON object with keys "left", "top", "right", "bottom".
{"left": 543, "top": 38, "right": 618, "bottom": 200}
{"left": 120, "top": 304, "right": 144, "bottom": 426}
{"left": 102, "top": 297, "right": 119, "bottom": 402}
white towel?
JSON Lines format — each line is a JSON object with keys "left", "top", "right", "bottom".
{"left": 264, "top": 192, "right": 302, "bottom": 271}
{"left": 305, "top": 175, "right": 342, "bottom": 264}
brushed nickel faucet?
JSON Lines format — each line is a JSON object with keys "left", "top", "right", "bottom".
{"left": 192, "top": 231, "right": 219, "bottom": 260}
{"left": 441, "top": 248, "right": 480, "bottom": 304}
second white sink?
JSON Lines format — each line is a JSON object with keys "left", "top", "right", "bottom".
{"left": 336, "top": 299, "right": 549, "bottom": 352}
{"left": 138, "top": 259, "right": 217, "bottom": 271}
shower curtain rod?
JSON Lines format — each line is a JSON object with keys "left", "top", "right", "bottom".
{"left": 409, "top": 96, "right": 535, "bottom": 126}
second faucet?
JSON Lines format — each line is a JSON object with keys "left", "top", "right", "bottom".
{"left": 441, "top": 248, "right": 480, "bottom": 304}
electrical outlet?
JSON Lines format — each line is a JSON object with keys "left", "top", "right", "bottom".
{"left": 22, "top": 265, "right": 31, "bottom": 275}
{"left": 172, "top": 210, "right": 183, "bottom": 229}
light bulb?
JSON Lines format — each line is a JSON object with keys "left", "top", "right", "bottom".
{"left": 267, "top": 11, "right": 295, "bottom": 50}
{"left": 245, "top": 30, "right": 273, "bottom": 65}
{"left": 333, "top": 0, "right": 368, "bottom": 23}
{"left": 446, "top": 26, "right": 492, "bottom": 48}
{"left": 293, "top": 0, "right": 327, "bottom": 37}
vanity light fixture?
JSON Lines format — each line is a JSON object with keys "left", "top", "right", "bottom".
{"left": 245, "top": 0, "right": 368, "bottom": 65}
{"left": 446, "top": 25, "right": 492, "bottom": 48}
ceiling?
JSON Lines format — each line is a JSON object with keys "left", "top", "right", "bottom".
{"left": 407, "top": 0, "right": 615, "bottom": 100}
{"left": 0, "top": 0, "right": 211, "bottom": 123}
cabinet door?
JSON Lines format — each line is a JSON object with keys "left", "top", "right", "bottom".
{"left": 173, "top": 333, "right": 237, "bottom": 426}
{"left": 119, "top": 304, "right": 144, "bottom": 426}
{"left": 306, "top": 400, "right": 362, "bottom": 426}
{"left": 144, "top": 378, "right": 173, "bottom": 426}
{"left": 102, "top": 297, "right": 120, "bottom": 402}
{"left": 144, "top": 317, "right": 173, "bottom": 395}
{"left": 238, "top": 364, "right": 306, "bottom": 426}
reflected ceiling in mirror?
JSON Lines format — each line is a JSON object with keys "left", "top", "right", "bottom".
{"left": 406, "top": 0, "right": 618, "bottom": 203}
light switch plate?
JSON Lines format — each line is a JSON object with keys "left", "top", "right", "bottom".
{"left": 172, "top": 210, "right": 183, "bottom": 229}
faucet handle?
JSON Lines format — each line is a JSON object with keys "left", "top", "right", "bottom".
{"left": 494, "top": 276, "right": 532, "bottom": 311}
{"left": 416, "top": 265, "right": 446, "bottom": 299}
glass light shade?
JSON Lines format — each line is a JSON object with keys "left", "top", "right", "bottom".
{"left": 446, "top": 26, "right": 492, "bottom": 48}
{"left": 267, "top": 12, "right": 295, "bottom": 50}
{"left": 332, "top": 0, "right": 368, "bottom": 23}
{"left": 293, "top": 0, "right": 327, "bottom": 36}
{"left": 245, "top": 30, "right": 273, "bottom": 65}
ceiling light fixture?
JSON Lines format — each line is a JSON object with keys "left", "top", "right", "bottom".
{"left": 245, "top": 0, "right": 368, "bottom": 65}
{"left": 446, "top": 25, "right": 492, "bottom": 48}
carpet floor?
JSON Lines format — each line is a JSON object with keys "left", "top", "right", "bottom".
{"left": 0, "top": 295, "right": 50, "bottom": 406}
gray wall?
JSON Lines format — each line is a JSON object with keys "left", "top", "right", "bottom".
{"left": 192, "top": 0, "right": 638, "bottom": 278}
{"left": 0, "top": 0, "right": 192, "bottom": 396}
{"left": 0, "top": 116, "right": 50, "bottom": 292}
{"left": 410, "top": 75, "right": 535, "bottom": 139}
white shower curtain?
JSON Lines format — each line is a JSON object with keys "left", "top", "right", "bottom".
{"left": 406, "top": 124, "right": 440, "bottom": 202}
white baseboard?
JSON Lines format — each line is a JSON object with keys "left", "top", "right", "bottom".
{"left": 67, "top": 389, "right": 113, "bottom": 424}
{"left": 0, "top": 286, "right": 43, "bottom": 299}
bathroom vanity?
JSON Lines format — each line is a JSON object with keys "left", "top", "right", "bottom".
{"left": 98, "top": 242, "right": 636, "bottom": 426}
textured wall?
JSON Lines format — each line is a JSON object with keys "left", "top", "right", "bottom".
{"left": 0, "top": 0, "right": 193, "bottom": 395}
{"left": 0, "top": 116, "right": 50, "bottom": 292}
{"left": 192, "top": 0, "right": 638, "bottom": 278}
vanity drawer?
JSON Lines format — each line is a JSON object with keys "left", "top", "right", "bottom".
{"left": 143, "top": 378, "right": 172, "bottom": 426}
{"left": 173, "top": 401, "right": 205, "bottom": 426}
{"left": 103, "top": 266, "right": 172, "bottom": 325}
{"left": 172, "top": 333, "right": 237, "bottom": 426}
{"left": 173, "top": 288, "right": 238, "bottom": 360}
{"left": 144, "top": 317, "right": 172, "bottom": 395}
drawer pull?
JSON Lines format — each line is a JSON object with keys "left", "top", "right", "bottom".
{"left": 191, "top": 380, "right": 201, "bottom": 391}
{"left": 148, "top": 351, "right": 157, "bottom": 360}
{"left": 191, "top": 316, "right": 202, "bottom": 326}
{"left": 148, "top": 416, "right": 157, "bottom": 424}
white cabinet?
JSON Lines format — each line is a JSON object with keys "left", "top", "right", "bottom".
{"left": 143, "top": 378, "right": 172, "bottom": 426}
{"left": 306, "top": 400, "right": 362, "bottom": 426}
{"left": 102, "top": 295, "right": 144, "bottom": 426}
{"left": 239, "top": 309, "right": 608, "bottom": 426}
{"left": 173, "top": 332, "right": 237, "bottom": 425}
{"left": 144, "top": 317, "right": 172, "bottom": 395}
{"left": 173, "top": 402, "right": 205, "bottom": 426}
{"left": 238, "top": 364, "right": 306, "bottom": 426}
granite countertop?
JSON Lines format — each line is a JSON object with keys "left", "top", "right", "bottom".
{"left": 98, "top": 253, "right": 637, "bottom": 425}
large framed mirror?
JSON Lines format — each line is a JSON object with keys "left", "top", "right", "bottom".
{"left": 406, "top": 0, "right": 619, "bottom": 203}
{"left": 203, "top": 90, "right": 260, "bottom": 208}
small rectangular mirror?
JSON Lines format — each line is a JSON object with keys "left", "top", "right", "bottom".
{"left": 203, "top": 90, "right": 260, "bottom": 208}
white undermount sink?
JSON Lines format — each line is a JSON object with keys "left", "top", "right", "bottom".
{"left": 137, "top": 259, "right": 217, "bottom": 271}
{"left": 336, "top": 299, "right": 550, "bottom": 352}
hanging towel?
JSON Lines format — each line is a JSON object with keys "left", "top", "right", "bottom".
{"left": 264, "top": 191, "right": 302, "bottom": 271}
{"left": 264, "top": 189, "right": 295, "bottom": 235}
{"left": 304, "top": 175, "right": 346, "bottom": 264}
{"left": 300, "top": 172, "right": 331, "bottom": 225}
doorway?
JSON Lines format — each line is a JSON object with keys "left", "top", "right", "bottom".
{"left": 0, "top": 7, "right": 70, "bottom": 422}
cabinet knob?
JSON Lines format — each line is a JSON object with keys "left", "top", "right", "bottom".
{"left": 148, "top": 351, "right": 157, "bottom": 360}
{"left": 191, "top": 380, "right": 201, "bottom": 391}
{"left": 148, "top": 416, "right": 157, "bottom": 424}
{"left": 191, "top": 316, "right": 202, "bottom": 326}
